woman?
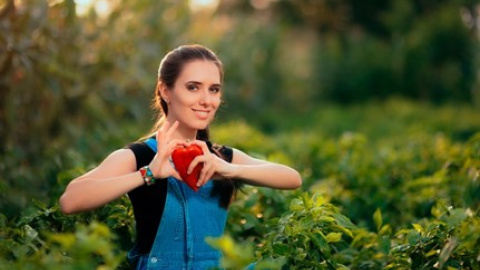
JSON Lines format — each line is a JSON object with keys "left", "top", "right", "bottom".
{"left": 59, "top": 44, "right": 302, "bottom": 269}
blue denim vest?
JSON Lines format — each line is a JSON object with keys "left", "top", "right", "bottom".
{"left": 128, "top": 139, "right": 228, "bottom": 270}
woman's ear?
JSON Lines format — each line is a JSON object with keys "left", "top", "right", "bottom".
{"left": 157, "top": 81, "right": 169, "bottom": 103}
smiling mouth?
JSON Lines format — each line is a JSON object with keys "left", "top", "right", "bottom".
{"left": 193, "top": 109, "right": 209, "bottom": 119}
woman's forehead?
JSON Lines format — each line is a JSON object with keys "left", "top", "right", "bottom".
{"left": 178, "top": 60, "right": 221, "bottom": 84}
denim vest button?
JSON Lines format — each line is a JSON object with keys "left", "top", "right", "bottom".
{"left": 150, "top": 257, "right": 158, "bottom": 263}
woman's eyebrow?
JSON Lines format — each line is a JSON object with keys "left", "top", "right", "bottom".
{"left": 186, "top": 81, "right": 222, "bottom": 87}
{"left": 186, "top": 80, "right": 202, "bottom": 84}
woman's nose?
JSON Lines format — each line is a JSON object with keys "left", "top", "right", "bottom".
{"left": 199, "top": 89, "right": 211, "bottom": 105}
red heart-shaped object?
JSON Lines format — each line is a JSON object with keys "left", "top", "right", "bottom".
{"left": 171, "top": 144, "right": 204, "bottom": 191}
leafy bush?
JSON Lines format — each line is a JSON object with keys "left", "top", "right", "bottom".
{"left": 0, "top": 197, "right": 134, "bottom": 269}
{"left": 0, "top": 217, "right": 125, "bottom": 270}
{"left": 211, "top": 193, "right": 480, "bottom": 270}
{"left": 1, "top": 100, "right": 479, "bottom": 268}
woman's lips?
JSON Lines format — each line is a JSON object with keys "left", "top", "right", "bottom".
{"left": 193, "top": 109, "right": 209, "bottom": 120}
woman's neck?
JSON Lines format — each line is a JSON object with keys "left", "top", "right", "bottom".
{"left": 172, "top": 124, "right": 197, "bottom": 141}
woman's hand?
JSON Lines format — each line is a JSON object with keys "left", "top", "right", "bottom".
{"left": 183, "top": 140, "right": 302, "bottom": 190}
{"left": 148, "top": 121, "right": 184, "bottom": 180}
{"left": 185, "top": 140, "right": 235, "bottom": 187}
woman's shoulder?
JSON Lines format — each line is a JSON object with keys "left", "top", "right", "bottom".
{"left": 124, "top": 139, "right": 156, "bottom": 170}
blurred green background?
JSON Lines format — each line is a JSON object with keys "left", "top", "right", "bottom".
{"left": 1, "top": 0, "right": 480, "bottom": 268}
{"left": 1, "top": 0, "right": 479, "bottom": 213}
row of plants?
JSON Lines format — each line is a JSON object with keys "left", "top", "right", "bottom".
{"left": 2, "top": 188, "right": 479, "bottom": 269}
{"left": 1, "top": 100, "right": 479, "bottom": 269}
{"left": 214, "top": 192, "right": 480, "bottom": 269}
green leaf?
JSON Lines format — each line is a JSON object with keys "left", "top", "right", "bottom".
{"left": 308, "top": 232, "right": 331, "bottom": 257}
{"left": 444, "top": 209, "right": 468, "bottom": 227}
{"left": 412, "top": 223, "right": 424, "bottom": 233}
{"left": 373, "top": 208, "right": 382, "bottom": 231}
{"left": 272, "top": 243, "right": 290, "bottom": 256}
{"left": 332, "top": 213, "right": 356, "bottom": 229}
{"left": 302, "top": 193, "right": 314, "bottom": 209}
{"left": 31, "top": 198, "right": 47, "bottom": 210}
{"left": 48, "top": 233, "right": 76, "bottom": 248}
{"left": 325, "top": 232, "right": 342, "bottom": 243}
{"left": 318, "top": 216, "right": 336, "bottom": 224}
{"left": 379, "top": 224, "right": 391, "bottom": 236}
{"left": 299, "top": 216, "right": 314, "bottom": 228}
{"left": 254, "top": 257, "right": 285, "bottom": 270}
{"left": 407, "top": 230, "right": 421, "bottom": 245}
{"left": 290, "top": 199, "right": 304, "bottom": 211}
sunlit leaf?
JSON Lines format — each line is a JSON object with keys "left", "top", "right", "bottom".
{"left": 373, "top": 208, "right": 382, "bottom": 231}
{"left": 325, "top": 232, "right": 342, "bottom": 243}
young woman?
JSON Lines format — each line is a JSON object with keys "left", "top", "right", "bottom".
{"left": 59, "top": 44, "right": 302, "bottom": 269}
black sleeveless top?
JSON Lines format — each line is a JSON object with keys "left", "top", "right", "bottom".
{"left": 125, "top": 140, "right": 234, "bottom": 254}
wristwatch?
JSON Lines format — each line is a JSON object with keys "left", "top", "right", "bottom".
{"left": 139, "top": 166, "right": 155, "bottom": 186}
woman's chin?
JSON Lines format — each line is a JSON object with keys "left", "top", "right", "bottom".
{"left": 187, "top": 122, "right": 209, "bottom": 131}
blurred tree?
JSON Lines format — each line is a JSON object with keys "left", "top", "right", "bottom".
{"left": 0, "top": 0, "right": 192, "bottom": 215}
{"left": 277, "top": 0, "right": 479, "bottom": 103}
{"left": 1, "top": 0, "right": 97, "bottom": 214}
{"left": 1, "top": 0, "right": 83, "bottom": 156}
{"left": 397, "top": 2, "right": 477, "bottom": 102}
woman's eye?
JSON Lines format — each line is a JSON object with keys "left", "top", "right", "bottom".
{"left": 210, "top": 87, "right": 221, "bottom": 93}
{"left": 187, "top": 84, "right": 198, "bottom": 91}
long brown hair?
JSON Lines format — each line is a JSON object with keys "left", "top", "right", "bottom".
{"left": 150, "top": 44, "right": 238, "bottom": 207}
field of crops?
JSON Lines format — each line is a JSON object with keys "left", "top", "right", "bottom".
{"left": 1, "top": 99, "right": 479, "bottom": 269}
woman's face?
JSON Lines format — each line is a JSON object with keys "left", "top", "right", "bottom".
{"left": 164, "top": 60, "right": 222, "bottom": 131}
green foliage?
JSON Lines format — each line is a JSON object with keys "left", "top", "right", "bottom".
{"left": 258, "top": 192, "right": 356, "bottom": 269}
{"left": 0, "top": 217, "right": 125, "bottom": 270}
{"left": 2, "top": 0, "right": 480, "bottom": 214}
{"left": 1, "top": 99, "right": 479, "bottom": 268}
{"left": 0, "top": 0, "right": 191, "bottom": 215}
{"left": 281, "top": 0, "right": 478, "bottom": 103}
{"left": 1, "top": 0, "right": 480, "bottom": 267}
{"left": 0, "top": 196, "right": 134, "bottom": 269}
{"left": 206, "top": 234, "right": 284, "bottom": 270}
{"left": 226, "top": 185, "right": 300, "bottom": 244}
{"left": 216, "top": 195, "right": 480, "bottom": 270}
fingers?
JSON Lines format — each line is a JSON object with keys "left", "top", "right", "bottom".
{"left": 185, "top": 146, "right": 216, "bottom": 188}
{"left": 165, "top": 121, "right": 179, "bottom": 139}
{"left": 151, "top": 121, "right": 183, "bottom": 179}
{"left": 166, "top": 139, "right": 187, "bottom": 153}
{"left": 185, "top": 139, "right": 209, "bottom": 154}
{"left": 197, "top": 163, "right": 215, "bottom": 187}
{"left": 185, "top": 140, "right": 209, "bottom": 176}
{"left": 156, "top": 121, "right": 169, "bottom": 142}
{"left": 157, "top": 136, "right": 217, "bottom": 187}
{"left": 156, "top": 121, "right": 179, "bottom": 143}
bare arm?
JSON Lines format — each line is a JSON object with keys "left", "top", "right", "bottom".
{"left": 228, "top": 148, "right": 302, "bottom": 190}
{"left": 59, "top": 121, "right": 182, "bottom": 215}
{"left": 59, "top": 149, "right": 144, "bottom": 214}
{"left": 189, "top": 141, "right": 302, "bottom": 190}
